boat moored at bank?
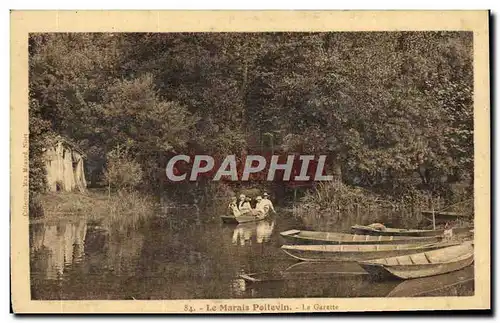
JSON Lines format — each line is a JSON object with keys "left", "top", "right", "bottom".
{"left": 280, "top": 229, "right": 443, "bottom": 245}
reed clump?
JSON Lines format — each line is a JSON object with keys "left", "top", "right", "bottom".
{"left": 102, "top": 189, "right": 157, "bottom": 232}
{"left": 36, "top": 189, "right": 157, "bottom": 232}
{"left": 293, "top": 181, "right": 440, "bottom": 228}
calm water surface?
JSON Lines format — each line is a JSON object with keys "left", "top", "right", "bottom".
{"left": 29, "top": 209, "right": 474, "bottom": 299}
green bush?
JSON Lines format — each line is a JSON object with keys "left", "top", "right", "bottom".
{"left": 103, "top": 145, "right": 143, "bottom": 191}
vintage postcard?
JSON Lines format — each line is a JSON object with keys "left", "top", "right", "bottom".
{"left": 11, "top": 10, "right": 490, "bottom": 313}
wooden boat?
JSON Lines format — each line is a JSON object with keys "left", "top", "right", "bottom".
{"left": 386, "top": 266, "right": 474, "bottom": 297}
{"left": 238, "top": 262, "right": 401, "bottom": 298}
{"left": 239, "top": 262, "right": 367, "bottom": 283}
{"left": 351, "top": 224, "right": 473, "bottom": 237}
{"left": 280, "top": 242, "right": 459, "bottom": 262}
{"left": 220, "top": 215, "right": 266, "bottom": 224}
{"left": 280, "top": 229, "right": 442, "bottom": 245}
{"left": 358, "top": 241, "right": 474, "bottom": 280}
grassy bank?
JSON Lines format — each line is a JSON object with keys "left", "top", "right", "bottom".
{"left": 34, "top": 189, "right": 158, "bottom": 232}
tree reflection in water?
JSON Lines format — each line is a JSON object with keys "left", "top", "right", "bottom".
{"left": 29, "top": 213, "right": 474, "bottom": 300}
{"left": 30, "top": 219, "right": 87, "bottom": 280}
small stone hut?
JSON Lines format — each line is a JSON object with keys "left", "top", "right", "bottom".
{"left": 44, "top": 136, "right": 87, "bottom": 192}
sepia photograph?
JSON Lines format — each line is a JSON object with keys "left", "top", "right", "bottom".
{"left": 10, "top": 10, "right": 490, "bottom": 313}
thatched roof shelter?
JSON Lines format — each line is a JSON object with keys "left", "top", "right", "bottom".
{"left": 44, "top": 135, "right": 87, "bottom": 192}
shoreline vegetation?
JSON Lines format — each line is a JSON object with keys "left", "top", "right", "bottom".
{"left": 32, "top": 189, "right": 157, "bottom": 232}
{"left": 31, "top": 179, "right": 473, "bottom": 233}
{"left": 29, "top": 33, "right": 474, "bottom": 231}
{"left": 292, "top": 182, "right": 473, "bottom": 230}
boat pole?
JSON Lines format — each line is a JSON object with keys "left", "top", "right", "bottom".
{"left": 431, "top": 197, "right": 436, "bottom": 230}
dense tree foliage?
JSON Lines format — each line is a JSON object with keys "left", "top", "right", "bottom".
{"left": 29, "top": 32, "right": 473, "bottom": 202}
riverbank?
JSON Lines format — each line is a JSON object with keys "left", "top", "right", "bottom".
{"left": 33, "top": 189, "right": 158, "bottom": 231}
{"left": 292, "top": 182, "right": 474, "bottom": 230}
{"left": 37, "top": 190, "right": 107, "bottom": 219}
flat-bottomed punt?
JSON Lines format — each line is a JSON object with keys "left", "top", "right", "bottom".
{"left": 239, "top": 262, "right": 367, "bottom": 283}
{"left": 358, "top": 241, "right": 474, "bottom": 280}
{"left": 386, "top": 266, "right": 474, "bottom": 297}
{"left": 281, "top": 242, "right": 458, "bottom": 262}
{"left": 351, "top": 224, "right": 473, "bottom": 237}
{"left": 280, "top": 229, "right": 442, "bottom": 245}
{"left": 220, "top": 215, "right": 266, "bottom": 224}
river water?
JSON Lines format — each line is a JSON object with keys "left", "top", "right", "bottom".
{"left": 29, "top": 210, "right": 474, "bottom": 300}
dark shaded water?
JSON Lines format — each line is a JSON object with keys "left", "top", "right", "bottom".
{"left": 29, "top": 210, "right": 474, "bottom": 300}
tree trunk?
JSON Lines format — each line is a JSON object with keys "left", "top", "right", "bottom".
{"left": 330, "top": 154, "right": 342, "bottom": 183}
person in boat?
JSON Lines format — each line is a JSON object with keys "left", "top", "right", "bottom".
{"left": 238, "top": 194, "right": 246, "bottom": 210}
{"left": 228, "top": 196, "right": 237, "bottom": 208}
{"left": 260, "top": 192, "right": 276, "bottom": 214}
{"left": 228, "top": 196, "right": 240, "bottom": 217}
{"left": 239, "top": 196, "right": 253, "bottom": 215}
{"left": 253, "top": 196, "right": 267, "bottom": 218}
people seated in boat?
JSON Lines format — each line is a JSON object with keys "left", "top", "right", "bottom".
{"left": 239, "top": 197, "right": 253, "bottom": 215}
{"left": 261, "top": 192, "right": 276, "bottom": 214}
